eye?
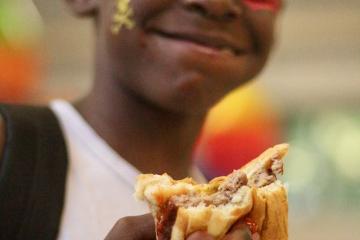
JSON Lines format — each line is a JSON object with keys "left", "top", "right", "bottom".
{"left": 243, "top": 0, "right": 282, "bottom": 12}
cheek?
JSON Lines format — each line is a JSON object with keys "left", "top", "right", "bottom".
{"left": 243, "top": 0, "right": 282, "bottom": 13}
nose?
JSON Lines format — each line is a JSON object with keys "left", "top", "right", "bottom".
{"left": 182, "top": 0, "right": 243, "bottom": 21}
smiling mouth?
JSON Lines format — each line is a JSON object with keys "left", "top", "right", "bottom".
{"left": 150, "top": 30, "right": 246, "bottom": 56}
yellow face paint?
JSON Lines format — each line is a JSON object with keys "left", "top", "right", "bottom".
{"left": 111, "top": 0, "right": 135, "bottom": 34}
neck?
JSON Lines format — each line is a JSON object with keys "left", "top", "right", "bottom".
{"left": 76, "top": 76, "right": 207, "bottom": 180}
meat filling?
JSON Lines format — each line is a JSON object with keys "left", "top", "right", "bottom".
{"left": 271, "top": 158, "right": 284, "bottom": 175}
{"left": 248, "top": 157, "right": 283, "bottom": 188}
{"left": 171, "top": 170, "right": 248, "bottom": 207}
{"left": 171, "top": 158, "right": 283, "bottom": 208}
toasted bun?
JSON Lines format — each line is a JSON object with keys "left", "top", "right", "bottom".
{"left": 135, "top": 144, "right": 289, "bottom": 240}
{"left": 136, "top": 173, "right": 254, "bottom": 240}
{"left": 241, "top": 143, "right": 289, "bottom": 186}
{"left": 171, "top": 186, "right": 254, "bottom": 240}
{"left": 250, "top": 182, "right": 288, "bottom": 240}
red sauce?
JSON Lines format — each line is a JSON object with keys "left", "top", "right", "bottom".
{"left": 243, "top": 217, "right": 258, "bottom": 234}
{"left": 156, "top": 201, "right": 178, "bottom": 240}
{"left": 231, "top": 216, "right": 259, "bottom": 239}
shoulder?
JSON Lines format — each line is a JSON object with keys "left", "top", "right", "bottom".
{"left": 0, "top": 113, "right": 5, "bottom": 161}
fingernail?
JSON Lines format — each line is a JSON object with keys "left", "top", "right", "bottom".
{"left": 251, "top": 233, "right": 260, "bottom": 240}
{"left": 187, "top": 231, "right": 215, "bottom": 240}
{"left": 228, "top": 229, "right": 252, "bottom": 240}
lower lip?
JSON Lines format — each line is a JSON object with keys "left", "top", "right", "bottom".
{"left": 182, "top": 40, "right": 226, "bottom": 56}
{"left": 151, "top": 33, "right": 239, "bottom": 58}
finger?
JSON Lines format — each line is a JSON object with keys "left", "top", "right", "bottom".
{"left": 134, "top": 213, "right": 156, "bottom": 239}
{"left": 251, "top": 233, "right": 260, "bottom": 240}
{"left": 187, "top": 231, "right": 215, "bottom": 240}
{"left": 222, "top": 229, "right": 252, "bottom": 240}
{"left": 223, "top": 223, "right": 252, "bottom": 240}
{"left": 105, "top": 213, "right": 155, "bottom": 240}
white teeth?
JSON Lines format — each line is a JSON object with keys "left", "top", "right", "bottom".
{"left": 220, "top": 47, "right": 235, "bottom": 56}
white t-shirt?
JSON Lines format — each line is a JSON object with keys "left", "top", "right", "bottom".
{"left": 51, "top": 100, "right": 149, "bottom": 240}
{"left": 50, "top": 100, "right": 206, "bottom": 240}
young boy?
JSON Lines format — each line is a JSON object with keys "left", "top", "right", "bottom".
{"left": 0, "top": 0, "right": 282, "bottom": 239}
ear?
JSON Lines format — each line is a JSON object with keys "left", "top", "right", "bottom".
{"left": 65, "top": 0, "right": 99, "bottom": 17}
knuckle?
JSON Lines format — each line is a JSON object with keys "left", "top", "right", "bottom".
{"left": 115, "top": 216, "right": 135, "bottom": 229}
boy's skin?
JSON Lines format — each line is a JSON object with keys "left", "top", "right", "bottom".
{"left": 0, "top": 117, "right": 3, "bottom": 158}
{"left": 0, "top": 0, "right": 280, "bottom": 239}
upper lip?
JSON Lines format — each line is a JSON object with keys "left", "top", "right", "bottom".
{"left": 148, "top": 28, "right": 248, "bottom": 55}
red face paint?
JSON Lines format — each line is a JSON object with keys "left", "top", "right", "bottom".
{"left": 243, "top": 0, "right": 282, "bottom": 13}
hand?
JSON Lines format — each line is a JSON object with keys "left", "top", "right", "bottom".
{"left": 186, "top": 230, "right": 252, "bottom": 240}
{"left": 187, "top": 221, "right": 259, "bottom": 240}
{"left": 104, "top": 214, "right": 259, "bottom": 240}
{"left": 104, "top": 214, "right": 155, "bottom": 240}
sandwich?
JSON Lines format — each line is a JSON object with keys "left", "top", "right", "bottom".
{"left": 135, "top": 144, "right": 289, "bottom": 240}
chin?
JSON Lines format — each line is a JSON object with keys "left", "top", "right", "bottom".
{"left": 156, "top": 88, "right": 227, "bottom": 117}
{"left": 157, "top": 93, "right": 210, "bottom": 116}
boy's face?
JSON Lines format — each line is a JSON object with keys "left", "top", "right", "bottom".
{"left": 92, "top": 0, "right": 280, "bottom": 115}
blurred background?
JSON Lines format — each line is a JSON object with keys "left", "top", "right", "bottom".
{"left": 1, "top": 0, "right": 359, "bottom": 239}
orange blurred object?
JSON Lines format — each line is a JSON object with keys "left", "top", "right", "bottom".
{"left": 194, "top": 85, "right": 282, "bottom": 178}
{"left": 0, "top": 46, "right": 40, "bottom": 102}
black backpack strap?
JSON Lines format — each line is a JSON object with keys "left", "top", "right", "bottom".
{"left": 0, "top": 104, "right": 68, "bottom": 240}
